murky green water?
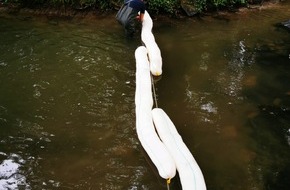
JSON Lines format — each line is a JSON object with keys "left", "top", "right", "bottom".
{"left": 1, "top": 3, "right": 290, "bottom": 190}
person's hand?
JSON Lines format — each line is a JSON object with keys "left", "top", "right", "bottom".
{"left": 136, "top": 14, "right": 144, "bottom": 22}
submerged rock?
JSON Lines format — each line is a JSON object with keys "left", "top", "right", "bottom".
{"left": 280, "top": 20, "right": 290, "bottom": 31}
{"left": 274, "top": 19, "right": 290, "bottom": 33}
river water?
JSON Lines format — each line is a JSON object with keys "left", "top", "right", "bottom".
{"left": 0, "top": 2, "right": 290, "bottom": 190}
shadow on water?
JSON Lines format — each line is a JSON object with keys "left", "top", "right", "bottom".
{"left": 248, "top": 105, "right": 290, "bottom": 190}
{"left": 243, "top": 35, "right": 290, "bottom": 190}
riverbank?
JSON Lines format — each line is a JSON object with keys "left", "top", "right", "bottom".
{"left": 0, "top": 0, "right": 284, "bottom": 21}
{"left": 0, "top": 2, "right": 107, "bottom": 20}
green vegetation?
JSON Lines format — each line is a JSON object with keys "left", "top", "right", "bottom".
{"left": 146, "top": 0, "right": 178, "bottom": 14}
{"left": 2, "top": 0, "right": 261, "bottom": 14}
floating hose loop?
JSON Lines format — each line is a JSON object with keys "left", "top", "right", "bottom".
{"left": 166, "top": 178, "right": 171, "bottom": 190}
{"left": 151, "top": 74, "right": 158, "bottom": 108}
{"left": 141, "top": 38, "right": 158, "bottom": 108}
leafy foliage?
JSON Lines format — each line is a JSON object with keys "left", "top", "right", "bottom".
{"left": 191, "top": 0, "right": 207, "bottom": 13}
{"left": 189, "top": 0, "right": 247, "bottom": 12}
{"left": 147, "top": 0, "right": 179, "bottom": 14}
{"left": 3, "top": 0, "right": 252, "bottom": 13}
